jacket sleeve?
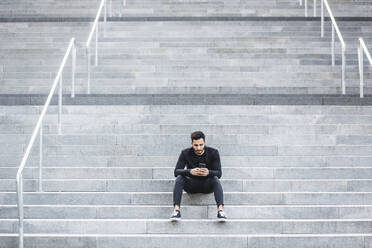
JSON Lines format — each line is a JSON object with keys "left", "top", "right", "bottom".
{"left": 208, "top": 150, "right": 222, "bottom": 178}
{"left": 174, "top": 151, "right": 191, "bottom": 177}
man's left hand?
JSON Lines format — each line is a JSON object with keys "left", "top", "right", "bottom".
{"left": 199, "top": 168, "right": 209, "bottom": 177}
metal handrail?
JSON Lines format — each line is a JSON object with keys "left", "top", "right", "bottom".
{"left": 16, "top": 38, "right": 76, "bottom": 248}
{"left": 299, "top": 0, "right": 317, "bottom": 17}
{"left": 358, "top": 38, "right": 372, "bottom": 98}
{"left": 86, "top": 0, "right": 108, "bottom": 94}
{"left": 299, "top": 0, "right": 346, "bottom": 94}
{"left": 320, "top": 0, "right": 346, "bottom": 94}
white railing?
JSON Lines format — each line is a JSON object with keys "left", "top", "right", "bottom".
{"left": 320, "top": 0, "right": 346, "bottom": 94}
{"left": 299, "top": 0, "right": 317, "bottom": 17}
{"left": 86, "top": 0, "right": 109, "bottom": 94}
{"left": 86, "top": 0, "right": 128, "bottom": 93}
{"left": 299, "top": 0, "right": 346, "bottom": 94}
{"left": 16, "top": 38, "right": 76, "bottom": 248}
{"left": 358, "top": 38, "right": 372, "bottom": 98}
{"left": 120, "top": 0, "right": 127, "bottom": 17}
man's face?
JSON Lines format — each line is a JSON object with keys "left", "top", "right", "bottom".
{"left": 191, "top": 138, "right": 205, "bottom": 155}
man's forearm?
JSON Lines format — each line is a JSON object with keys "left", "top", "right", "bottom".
{"left": 174, "top": 151, "right": 188, "bottom": 177}
{"left": 208, "top": 169, "right": 221, "bottom": 178}
{"left": 175, "top": 168, "right": 191, "bottom": 177}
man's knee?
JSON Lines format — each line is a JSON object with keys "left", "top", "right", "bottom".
{"left": 211, "top": 176, "right": 221, "bottom": 186}
{"left": 175, "top": 175, "right": 185, "bottom": 185}
{"left": 202, "top": 176, "right": 222, "bottom": 193}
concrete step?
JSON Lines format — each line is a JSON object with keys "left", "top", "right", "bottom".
{"left": 2, "top": 204, "right": 372, "bottom": 219}
{"left": 4, "top": 154, "right": 372, "bottom": 168}
{"left": 0, "top": 233, "right": 370, "bottom": 248}
{"left": 0, "top": 81, "right": 372, "bottom": 94}
{"left": 4, "top": 112, "right": 372, "bottom": 125}
{"left": 1, "top": 0, "right": 371, "bottom": 17}
{"left": 9, "top": 82, "right": 372, "bottom": 93}
{"left": 1, "top": 123, "right": 372, "bottom": 136}
{"left": 2, "top": 133, "right": 372, "bottom": 146}
{"left": 2, "top": 64, "right": 362, "bottom": 75}
{"left": 3, "top": 82, "right": 372, "bottom": 95}
{"left": 3, "top": 167, "right": 372, "bottom": 180}
{"left": 4, "top": 144, "right": 372, "bottom": 157}
{"left": 1, "top": 178, "right": 372, "bottom": 192}
{"left": 1, "top": 192, "right": 372, "bottom": 205}
{"left": 2, "top": 218, "right": 372, "bottom": 234}
{"left": 4, "top": 104, "right": 372, "bottom": 116}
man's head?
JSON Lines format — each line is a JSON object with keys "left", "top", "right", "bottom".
{"left": 191, "top": 131, "right": 205, "bottom": 155}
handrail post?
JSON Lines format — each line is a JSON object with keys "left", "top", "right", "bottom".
{"left": 305, "top": 0, "right": 308, "bottom": 17}
{"left": 321, "top": 0, "right": 347, "bottom": 95}
{"left": 109, "top": 0, "right": 112, "bottom": 17}
{"left": 313, "top": 0, "right": 316, "bottom": 16}
{"left": 39, "top": 125, "right": 43, "bottom": 192}
{"left": 71, "top": 40, "right": 76, "bottom": 98}
{"left": 331, "top": 23, "right": 335, "bottom": 66}
{"left": 359, "top": 42, "right": 364, "bottom": 98}
{"left": 95, "top": 27, "right": 99, "bottom": 67}
{"left": 300, "top": 0, "right": 302, "bottom": 6}
{"left": 331, "top": 24, "right": 335, "bottom": 66}
{"left": 58, "top": 75, "right": 63, "bottom": 135}
{"left": 120, "top": 0, "right": 126, "bottom": 17}
{"left": 341, "top": 44, "right": 346, "bottom": 94}
{"left": 104, "top": 0, "right": 107, "bottom": 38}
{"left": 17, "top": 174, "right": 24, "bottom": 248}
{"left": 87, "top": 47, "right": 91, "bottom": 94}
{"left": 86, "top": 0, "right": 107, "bottom": 91}
{"left": 321, "top": 0, "right": 324, "bottom": 37}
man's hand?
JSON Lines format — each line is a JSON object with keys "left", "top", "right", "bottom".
{"left": 199, "top": 168, "right": 209, "bottom": 176}
{"left": 190, "top": 168, "right": 209, "bottom": 177}
{"left": 190, "top": 168, "right": 201, "bottom": 176}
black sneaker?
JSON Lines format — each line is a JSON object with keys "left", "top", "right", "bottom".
{"left": 217, "top": 210, "right": 227, "bottom": 222}
{"left": 170, "top": 209, "right": 181, "bottom": 222}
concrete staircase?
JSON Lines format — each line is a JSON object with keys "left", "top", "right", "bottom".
{"left": 2, "top": 105, "right": 372, "bottom": 247}
{"left": 1, "top": 0, "right": 372, "bottom": 247}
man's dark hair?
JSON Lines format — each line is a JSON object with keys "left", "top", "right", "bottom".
{"left": 191, "top": 131, "right": 205, "bottom": 141}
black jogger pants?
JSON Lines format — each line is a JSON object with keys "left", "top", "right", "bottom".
{"left": 173, "top": 175, "right": 224, "bottom": 207}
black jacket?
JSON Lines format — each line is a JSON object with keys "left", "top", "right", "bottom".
{"left": 174, "top": 146, "right": 222, "bottom": 178}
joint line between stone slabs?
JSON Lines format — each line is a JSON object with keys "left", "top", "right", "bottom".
{"left": 1, "top": 16, "right": 372, "bottom": 23}
{"left": 3, "top": 94, "right": 372, "bottom": 106}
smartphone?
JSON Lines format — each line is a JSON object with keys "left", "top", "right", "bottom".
{"left": 198, "top": 163, "right": 206, "bottom": 168}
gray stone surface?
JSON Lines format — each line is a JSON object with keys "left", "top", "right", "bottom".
{"left": 1, "top": 20, "right": 372, "bottom": 95}
{"left": 1, "top": 0, "right": 372, "bottom": 246}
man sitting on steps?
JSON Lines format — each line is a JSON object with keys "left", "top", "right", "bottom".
{"left": 171, "top": 131, "right": 227, "bottom": 222}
